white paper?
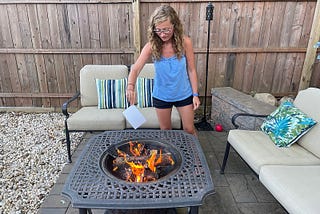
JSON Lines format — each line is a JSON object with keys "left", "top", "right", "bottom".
{"left": 122, "top": 105, "right": 146, "bottom": 129}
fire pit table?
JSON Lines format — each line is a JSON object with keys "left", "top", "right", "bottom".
{"left": 62, "top": 130, "right": 214, "bottom": 214}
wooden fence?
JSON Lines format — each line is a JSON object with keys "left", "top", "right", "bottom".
{"left": 0, "top": 0, "right": 319, "bottom": 108}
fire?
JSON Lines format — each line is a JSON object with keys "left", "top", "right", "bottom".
{"left": 126, "top": 161, "right": 145, "bottom": 182}
{"left": 129, "top": 141, "right": 144, "bottom": 156}
{"left": 112, "top": 141, "right": 175, "bottom": 182}
{"left": 147, "top": 150, "right": 158, "bottom": 172}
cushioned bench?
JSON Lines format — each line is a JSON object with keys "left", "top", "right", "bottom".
{"left": 220, "top": 87, "right": 320, "bottom": 214}
{"left": 62, "top": 64, "right": 181, "bottom": 162}
{"left": 260, "top": 165, "right": 320, "bottom": 214}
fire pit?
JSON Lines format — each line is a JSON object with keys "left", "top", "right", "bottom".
{"left": 62, "top": 130, "right": 214, "bottom": 213}
{"left": 102, "top": 139, "right": 181, "bottom": 183}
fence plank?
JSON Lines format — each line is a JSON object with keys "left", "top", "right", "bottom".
{"left": 232, "top": 2, "right": 251, "bottom": 90}
{"left": 0, "top": 57, "right": 15, "bottom": 106}
{"left": 215, "top": 2, "right": 232, "bottom": 90}
{"left": 274, "top": 2, "right": 296, "bottom": 92}
{"left": 87, "top": 4, "right": 101, "bottom": 64}
{"left": 27, "top": 4, "right": 50, "bottom": 105}
{"left": 18, "top": 4, "right": 41, "bottom": 106}
{"left": 99, "top": 4, "right": 111, "bottom": 63}
{"left": 69, "top": 4, "right": 83, "bottom": 91}
{"left": 195, "top": 3, "right": 210, "bottom": 93}
{"left": 8, "top": 4, "right": 33, "bottom": 106}
{"left": 48, "top": 4, "right": 68, "bottom": 106}
{"left": 261, "top": 2, "right": 276, "bottom": 92}
{"left": 279, "top": 2, "right": 306, "bottom": 93}
{"left": 38, "top": 4, "right": 60, "bottom": 107}
{"left": 0, "top": 5, "right": 20, "bottom": 106}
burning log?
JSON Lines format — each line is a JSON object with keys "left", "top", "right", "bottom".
{"left": 112, "top": 143, "right": 175, "bottom": 182}
{"left": 112, "top": 152, "right": 174, "bottom": 167}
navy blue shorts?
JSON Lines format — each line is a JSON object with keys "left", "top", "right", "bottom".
{"left": 153, "top": 96, "right": 193, "bottom": 109}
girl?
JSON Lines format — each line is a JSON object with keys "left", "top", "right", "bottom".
{"left": 126, "top": 5, "right": 200, "bottom": 136}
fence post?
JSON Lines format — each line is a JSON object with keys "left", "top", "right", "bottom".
{"left": 132, "top": 0, "right": 141, "bottom": 61}
{"left": 299, "top": 0, "right": 320, "bottom": 90}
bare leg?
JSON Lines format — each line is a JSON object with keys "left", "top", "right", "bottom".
{"left": 155, "top": 108, "right": 173, "bottom": 130}
{"left": 177, "top": 104, "right": 197, "bottom": 136}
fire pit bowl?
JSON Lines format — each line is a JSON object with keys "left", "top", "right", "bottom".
{"left": 101, "top": 139, "right": 182, "bottom": 183}
{"left": 62, "top": 130, "right": 214, "bottom": 212}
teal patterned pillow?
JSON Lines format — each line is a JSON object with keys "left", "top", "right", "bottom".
{"left": 96, "top": 78, "right": 128, "bottom": 109}
{"left": 136, "top": 77, "right": 154, "bottom": 108}
{"left": 261, "top": 101, "right": 317, "bottom": 147}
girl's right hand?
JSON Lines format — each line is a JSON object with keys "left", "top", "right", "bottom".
{"left": 126, "top": 87, "right": 136, "bottom": 106}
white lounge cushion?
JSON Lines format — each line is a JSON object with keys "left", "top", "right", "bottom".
{"left": 125, "top": 106, "right": 181, "bottom": 129}
{"left": 133, "top": 63, "right": 155, "bottom": 78}
{"left": 260, "top": 165, "right": 320, "bottom": 214}
{"left": 80, "top": 65, "right": 128, "bottom": 106}
{"left": 67, "top": 106, "right": 126, "bottom": 130}
{"left": 228, "top": 130, "right": 320, "bottom": 174}
{"left": 294, "top": 87, "right": 320, "bottom": 158}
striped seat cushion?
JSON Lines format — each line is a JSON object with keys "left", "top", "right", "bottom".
{"left": 136, "top": 77, "right": 154, "bottom": 108}
{"left": 96, "top": 78, "right": 128, "bottom": 109}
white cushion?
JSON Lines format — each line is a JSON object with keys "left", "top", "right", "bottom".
{"left": 80, "top": 65, "right": 128, "bottom": 106}
{"left": 125, "top": 106, "right": 181, "bottom": 129}
{"left": 294, "top": 87, "right": 320, "bottom": 158}
{"left": 134, "top": 63, "right": 155, "bottom": 78}
{"left": 67, "top": 106, "right": 126, "bottom": 130}
{"left": 228, "top": 129, "right": 320, "bottom": 174}
{"left": 260, "top": 165, "right": 320, "bottom": 214}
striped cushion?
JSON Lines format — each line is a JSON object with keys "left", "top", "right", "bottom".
{"left": 136, "top": 78, "right": 154, "bottom": 108}
{"left": 96, "top": 78, "right": 128, "bottom": 109}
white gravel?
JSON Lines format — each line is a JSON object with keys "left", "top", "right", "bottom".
{"left": 0, "top": 112, "right": 84, "bottom": 213}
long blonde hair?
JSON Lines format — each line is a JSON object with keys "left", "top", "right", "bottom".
{"left": 147, "top": 5, "right": 184, "bottom": 60}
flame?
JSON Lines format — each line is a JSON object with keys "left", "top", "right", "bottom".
{"left": 154, "top": 149, "right": 163, "bottom": 166}
{"left": 168, "top": 156, "right": 175, "bottom": 165}
{"left": 126, "top": 161, "right": 145, "bottom": 182}
{"left": 113, "top": 142, "right": 175, "bottom": 182}
{"left": 116, "top": 149, "right": 127, "bottom": 157}
{"left": 146, "top": 150, "right": 157, "bottom": 172}
{"left": 129, "top": 141, "right": 144, "bottom": 156}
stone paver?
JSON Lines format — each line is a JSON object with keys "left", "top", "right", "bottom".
{"left": 38, "top": 131, "right": 286, "bottom": 214}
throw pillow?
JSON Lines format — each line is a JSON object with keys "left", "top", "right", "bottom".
{"left": 96, "top": 78, "right": 128, "bottom": 109}
{"left": 136, "top": 77, "right": 154, "bottom": 108}
{"left": 261, "top": 101, "right": 317, "bottom": 147}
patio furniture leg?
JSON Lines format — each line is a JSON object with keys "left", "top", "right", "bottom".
{"left": 65, "top": 121, "right": 72, "bottom": 163}
{"left": 79, "top": 208, "right": 93, "bottom": 214}
{"left": 220, "top": 141, "right": 231, "bottom": 174}
{"left": 79, "top": 208, "right": 86, "bottom": 214}
{"left": 188, "top": 206, "right": 199, "bottom": 214}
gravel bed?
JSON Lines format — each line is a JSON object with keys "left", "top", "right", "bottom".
{"left": 0, "top": 112, "right": 84, "bottom": 213}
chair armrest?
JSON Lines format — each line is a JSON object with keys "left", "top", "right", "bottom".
{"left": 62, "top": 92, "right": 81, "bottom": 118}
{"left": 232, "top": 113, "right": 268, "bottom": 129}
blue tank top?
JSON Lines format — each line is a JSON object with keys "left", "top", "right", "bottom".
{"left": 153, "top": 55, "right": 192, "bottom": 102}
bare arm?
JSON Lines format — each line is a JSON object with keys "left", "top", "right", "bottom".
{"left": 126, "top": 43, "right": 152, "bottom": 105}
{"left": 184, "top": 36, "right": 200, "bottom": 110}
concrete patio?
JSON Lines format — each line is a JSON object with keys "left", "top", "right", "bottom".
{"left": 38, "top": 131, "right": 287, "bottom": 214}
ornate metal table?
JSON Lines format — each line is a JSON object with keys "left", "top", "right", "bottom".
{"left": 62, "top": 130, "right": 214, "bottom": 214}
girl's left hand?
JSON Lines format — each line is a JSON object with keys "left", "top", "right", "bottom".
{"left": 193, "top": 96, "right": 200, "bottom": 110}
